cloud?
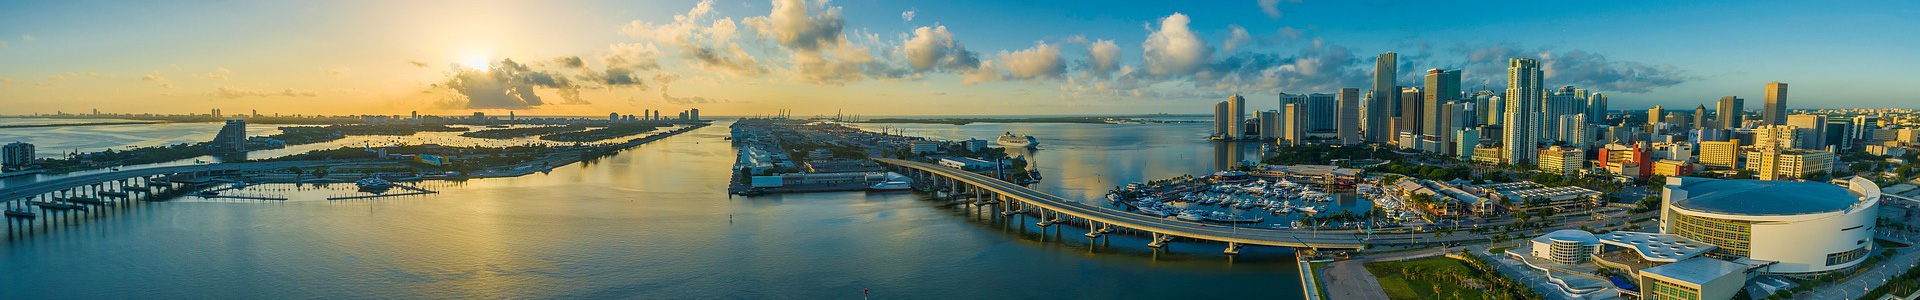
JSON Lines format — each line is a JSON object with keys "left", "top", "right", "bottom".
{"left": 624, "top": 0, "right": 763, "bottom": 77}
{"left": 201, "top": 67, "right": 231, "bottom": 80}
{"left": 1224, "top": 25, "right": 1253, "bottom": 53}
{"left": 901, "top": 9, "right": 914, "bottom": 22}
{"left": 1141, "top": 13, "right": 1211, "bottom": 77}
{"left": 325, "top": 67, "right": 349, "bottom": 76}
{"left": 46, "top": 72, "right": 100, "bottom": 81}
{"left": 1539, "top": 50, "right": 1692, "bottom": 93}
{"left": 661, "top": 91, "right": 724, "bottom": 104}
{"left": 20, "top": 34, "right": 35, "bottom": 42}
{"left": 602, "top": 42, "right": 663, "bottom": 71}
{"left": 213, "top": 87, "right": 317, "bottom": 98}
{"left": 439, "top": 58, "right": 587, "bottom": 109}
{"left": 0, "top": 41, "right": 8, "bottom": 49}
{"left": 745, "top": 0, "right": 845, "bottom": 52}
{"left": 407, "top": 60, "right": 430, "bottom": 68}
{"left": 1, "top": 77, "right": 13, "bottom": 85}
{"left": 553, "top": 56, "right": 586, "bottom": 69}
{"left": 1276, "top": 27, "right": 1304, "bottom": 40}
{"left": 901, "top": 25, "right": 979, "bottom": 72}
{"left": 1257, "top": 0, "right": 1298, "bottom": 19}
{"left": 1088, "top": 39, "right": 1122, "bottom": 76}
{"left": 141, "top": 71, "right": 173, "bottom": 89}
{"left": 996, "top": 42, "right": 1066, "bottom": 79}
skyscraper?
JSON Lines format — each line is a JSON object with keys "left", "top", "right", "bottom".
{"left": 1693, "top": 105, "right": 1709, "bottom": 130}
{"left": 1307, "top": 93, "right": 1336, "bottom": 132}
{"left": 1424, "top": 69, "right": 1461, "bottom": 137}
{"left": 1586, "top": 93, "right": 1608, "bottom": 124}
{"left": 210, "top": 119, "right": 248, "bottom": 153}
{"left": 1502, "top": 58, "right": 1543, "bottom": 165}
{"left": 1482, "top": 94, "right": 1504, "bottom": 126}
{"left": 1213, "top": 101, "right": 1231, "bottom": 138}
{"left": 1368, "top": 52, "right": 1397, "bottom": 143}
{"left": 1227, "top": 94, "right": 1246, "bottom": 139}
{"left": 1543, "top": 86, "right": 1581, "bottom": 141}
{"left": 1283, "top": 104, "right": 1304, "bottom": 146}
{"left": 1717, "top": 96, "right": 1745, "bottom": 129}
{"left": 1786, "top": 114, "right": 1827, "bottom": 150}
{"left": 1763, "top": 82, "right": 1789, "bottom": 126}
{"left": 1337, "top": 88, "right": 1362, "bottom": 145}
{"left": 1258, "top": 110, "right": 1282, "bottom": 141}
{"left": 1647, "top": 105, "right": 1665, "bottom": 127}
{"left": 1398, "top": 87, "right": 1424, "bottom": 149}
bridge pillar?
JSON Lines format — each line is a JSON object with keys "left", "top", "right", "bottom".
{"left": 1224, "top": 242, "right": 1243, "bottom": 255}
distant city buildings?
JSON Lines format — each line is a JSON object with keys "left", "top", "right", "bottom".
{"left": 209, "top": 119, "right": 248, "bottom": 153}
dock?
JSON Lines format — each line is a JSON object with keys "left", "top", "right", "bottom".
{"left": 327, "top": 184, "right": 438, "bottom": 200}
{"left": 195, "top": 195, "right": 289, "bottom": 201}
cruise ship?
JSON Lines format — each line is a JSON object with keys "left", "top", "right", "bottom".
{"left": 869, "top": 172, "right": 913, "bottom": 191}
{"left": 996, "top": 132, "right": 1038, "bottom": 148}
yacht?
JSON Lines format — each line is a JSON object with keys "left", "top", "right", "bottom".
{"left": 996, "top": 132, "right": 1039, "bottom": 148}
{"left": 869, "top": 173, "right": 914, "bottom": 191}
{"left": 356, "top": 177, "right": 395, "bottom": 192}
{"left": 1176, "top": 211, "right": 1207, "bottom": 222}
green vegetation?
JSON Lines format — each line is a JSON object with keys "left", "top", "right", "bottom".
{"left": 1265, "top": 145, "right": 1400, "bottom": 166}
{"left": 461, "top": 125, "right": 589, "bottom": 139}
{"left": 540, "top": 123, "right": 665, "bottom": 142}
{"left": 1364, "top": 257, "right": 1492, "bottom": 300}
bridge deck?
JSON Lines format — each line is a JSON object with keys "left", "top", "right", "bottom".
{"left": 874, "top": 158, "right": 1385, "bottom": 248}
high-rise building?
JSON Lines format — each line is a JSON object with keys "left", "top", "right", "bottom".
{"left": 1825, "top": 117, "right": 1855, "bottom": 151}
{"left": 1399, "top": 87, "right": 1425, "bottom": 140}
{"left": 1424, "top": 69, "right": 1461, "bottom": 137}
{"left": 1227, "top": 94, "right": 1246, "bottom": 139}
{"left": 1754, "top": 125, "right": 1805, "bottom": 151}
{"left": 1258, "top": 110, "right": 1281, "bottom": 141}
{"left": 2, "top": 142, "right": 34, "bottom": 171}
{"left": 1482, "top": 94, "right": 1505, "bottom": 126}
{"left": 1213, "top": 100, "right": 1231, "bottom": 138}
{"left": 1763, "top": 82, "right": 1789, "bottom": 126}
{"left": 1368, "top": 53, "right": 1397, "bottom": 143}
{"left": 1699, "top": 139, "right": 1740, "bottom": 170}
{"left": 1543, "top": 86, "right": 1582, "bottom": 141}
{"left": 1455, "top": 128, "right": 1481, "bottom": 161}
{"left": 210, "top": 119, "right": 248, "bottom": 153}
{"left": 1666, "top": 111, "right": 1694, "bottom": 130}
{"left": 1693, "top": 105, "right": 1709, "bottom": 130}
{"left": 1646, "top": 105, "right": 1666, "bottom": 127}
{"left": 690, "top": 108, "right": 701, "bottom": 121}
{"left": 1283, "top": 104, "right": 1305, "bottom": 146}
{"left": 1502, "top": 58, "right": 1543, "bottom": 165}
{"left": 1785, "top": 114, "right": 1827, "bottom": 150}
{"left": 1716, "top": 96, "right": 1745, "bottom": 129}
{"left": 1307, "top": 93, "right": 1336, "bottom": 132}
{"left": 1337, "top": 88, "right": 1362, "bottom": 145}
{"left": 1586, "top": 93, "right": 1608, "bottom": 124}
{"left": 1558, "top": 114, "right": 1589, "bottom": 149}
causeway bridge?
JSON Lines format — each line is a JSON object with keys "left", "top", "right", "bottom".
{"left": 2, "top": 160, "right": 366, "bottom": 231}
{"left": 874, "top": 158, "right": 1481, "bottom": 252}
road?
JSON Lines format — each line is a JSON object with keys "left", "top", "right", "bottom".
{"left": 0, "top": 160, "right": 355, "bottom": 202}
{"left": 1801, "top": 202, "right": 1920, "bottom": 300}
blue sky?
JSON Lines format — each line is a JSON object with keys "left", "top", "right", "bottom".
{"left": 0, "top": 0, "right": 1914, "bottom": 116}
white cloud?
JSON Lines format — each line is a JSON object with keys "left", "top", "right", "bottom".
{"left": 141, "top": 71, "right": 172, "bottom": 89}
{"left": 46, "top": 72, "right": 100, "bottom": 81}
{"left": 996, "top": 42, "right": 1065, "bottom": 79}
{"left": 201, "top": 67, "right": 231, "bottom": 80}
{"left": 325, "top": 67, "right": 350, "bottom": 76}
{"left": 1088, "top": 39, "right": 1122, "bottom": 75}
{"left": 213, "top": 87, "right": 317, "bottom": 98}
{"left": 1224, "top": 25, "right": 1252, "bottom": 53}
{"left": 1257, "top": 0, "right": 1298, "bottom": 19}
{"left": 1141, "top": 13, "right": 1211, "bottom": 77}
{"left": 901, "top": 26, "right": 978, "bottom": 72}
{"left": 20, "top": 34, "right": 35, "bottom": 42}
{"left": 745, "top": 0, "right": 845, "bottom": 52}
{"left": 901, "top": 9, "right": 915, "bottom": 22}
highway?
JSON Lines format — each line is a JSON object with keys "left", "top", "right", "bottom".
{"left": 0, "top": 160, "right": 354, "bottom": 202}
{"left": 875, "top": 158, "right": 1496, "bottom": 249}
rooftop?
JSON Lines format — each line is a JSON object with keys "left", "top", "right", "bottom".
{"left": 1673, "top": 178, "right": 1864, "bottom": 216}
{"left": 1532, "top": 229, "right": 1599, "bottom": 246}
{"left": 1595, "top": 231, "right": 1716, "bottom": 262}
{"left": 1640, "top": 257, "right": 1750, "bottom": 285}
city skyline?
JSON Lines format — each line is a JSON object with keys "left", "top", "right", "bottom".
{"left": 3, "top": 0, "right": 1918, "bottom": 116}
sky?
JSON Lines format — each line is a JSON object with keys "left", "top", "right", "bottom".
{"left": 1, "top": 0, "right": 1915, "bottom": 117}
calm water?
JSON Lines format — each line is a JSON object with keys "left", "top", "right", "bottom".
{"left": 3, "top": 119, "right": 1310, "bottom": 299}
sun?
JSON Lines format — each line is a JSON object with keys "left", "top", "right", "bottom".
{"left": 461, "top": 57, "right": 491, "bottom": 71}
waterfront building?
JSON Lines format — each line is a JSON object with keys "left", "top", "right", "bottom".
{"left": 1307, "top": 93, "right": 1337, "bottom": 132}
{"left": 1337, "top": 88, "right": 1362, "bottom": 145}
{"left": 1661, "top": 177, "right": 1878, "bottom": 274}
{"left": 908, "top": 141, "right": 941, "bottom": 154}
{"left": 690, "top": 108, "right": 700, "bottom": 121}
{"left": 1716, "top": 96, "right": 1745, "bottom": 129}
{"left": 1530, "top": 229, "right": 1601, "bottom": 265}
{"left": 1368, "top": 53, "right": 1397, "bottom": 143}
{"left": 2, "top": 142, "right": 33, "bottom": 171}
{"left": 1257, "top": 110, "right": 1281, "bottom": 141}
{"left": 1227, "top": 94, "right": 1246, "bottom": 139}
{"left": 1502, "top": 58, "right": 1543, "bottom": 165}
{"left": 1538, "top": 146, "right": 1584, "bottom": 175}
{"left": 210, "top": 119, "right": 248, "bottom": 153}
{"left": 1762, "top": 82, "right": 1788, "bottom": 126}
{"left": 1213, "top": 100, "right": 1231, "bottom": 138}
{"left": 1282, "top": 103, "right": 1305, "bottom": 146}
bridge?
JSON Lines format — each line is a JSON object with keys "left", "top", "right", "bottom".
{"left": 1, "top": 160, "right": 368, "bottom": 225}
{"left": 874, "top": 158, "right": 1486, "bottom": 252}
